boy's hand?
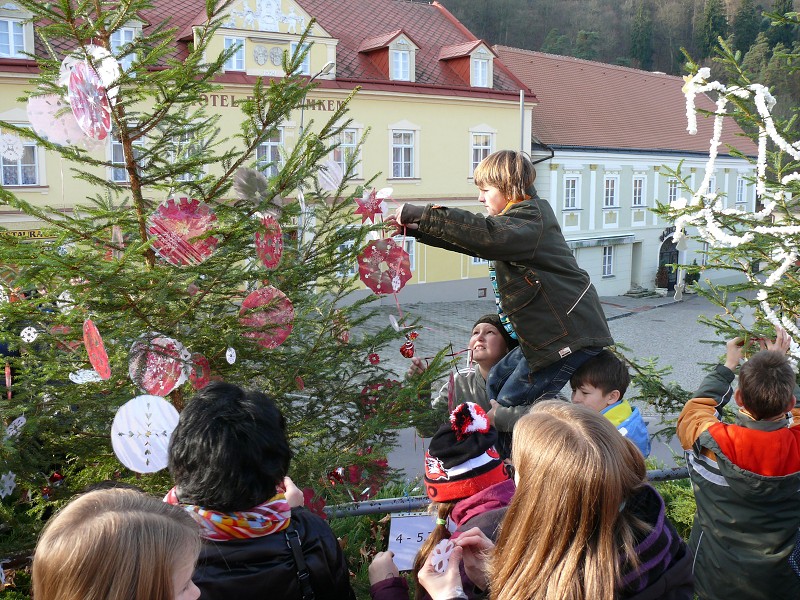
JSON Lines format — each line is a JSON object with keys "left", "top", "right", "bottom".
{"left": 406, "top": 356, "right": 426, "bottom": 378}
{"left": 725, "top": 338, "right": 745, "bottom": 371}
{"left": 761, "top": 325, "right": 791, "bottom": 354}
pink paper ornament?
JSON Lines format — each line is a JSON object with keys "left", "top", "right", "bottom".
{"left": 354, "top": 188, "right": 387, "bottom": 224}
{"left": 147, "top": 197, "right": 219, "bottom": 266}
{"left": 128, "top": 334, "right": 189, "bottom": 397}
{"left": 26, "top": 95, "right": 102, "bottom": 149}
{"left": 68, "top": 62, "right": 112, "bottom": 141}
{"left": 83, "top": 319, "right": 111, "bottom": 380}
{"left": 357, "top": 238, "right": 412, "bottom": 295}
{"left": 188, "top": 353, "right": 211, "bottom": 390}
{"left": 239, "top": 287, "right": 294, "bottom": 349}
{"left": 255, "top": 213, "right": 283, "bottom": 270}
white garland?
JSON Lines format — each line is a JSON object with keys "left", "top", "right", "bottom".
{"left": 679, "top": 70, "right": 800, "bottom": 360}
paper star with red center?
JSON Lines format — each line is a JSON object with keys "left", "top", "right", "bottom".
{"left": 354, "top": 188, "right": 386, "bottom": 223}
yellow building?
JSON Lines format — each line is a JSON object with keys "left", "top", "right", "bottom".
{"left": 0, "top": 0, "right": 537, "bottom": 302}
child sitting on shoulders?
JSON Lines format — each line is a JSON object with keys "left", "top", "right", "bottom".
{"left": 570, "top": 349, "right": 650, "bottom": 457}
{"left": 677, "top": 327, "right": 800, "bottom": 600}
{"left": 389, "top": 150, "right": 613, "bottom": 457}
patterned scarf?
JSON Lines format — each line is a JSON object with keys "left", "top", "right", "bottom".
{"left": 164, "top": 487, "right": 291, "bottom": 541}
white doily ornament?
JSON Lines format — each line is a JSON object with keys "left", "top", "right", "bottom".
{"left": 0, "top": 133, "right": 24, "bottom": 161}
{"left": 20, "top": 326, "right": 39, "bottom": 343}
{"left": 226, "top": 347, "right": 237, "bottom": 364}
{"left": 111, "top": 394, "right": 179, "bottom": 473}
{"left": 4, "top": 415, "right": 25, "bottom": 440}
{"left": 57, "top": 290, "right": 73, "bottom": 313}
{"left": 0, "top": 471, "right": 16, "bottom": 499}
{"left": 69, "top": 369, "right": 103, "bottom": 384}
{"left": 429, "top": 539, "right": 455, "bottom": 574}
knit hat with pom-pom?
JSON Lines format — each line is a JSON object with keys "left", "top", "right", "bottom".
{"left": 423, "top": 402, "right": 509, "bottom": 501}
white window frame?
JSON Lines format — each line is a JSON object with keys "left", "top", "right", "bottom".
{"left": 603, "top": 175, "right": 619, "bottom": 208}
{"left": 472, "top": 56, "right": 489, "bottom": 87}
{"left": 224, "top": 37, "right": 245, "bottom": 72}
{"left": 173, "top": 132, "right": 203, "bottom": 182}
{"left": 0, "top": 134, "right": 38, "bottom": 186}
{"left": 338, "top": 226, "right": 358, "bottom": 277}
{"left": 394, "top": 235, "right": 415, "bottom": 272}
{"left": 707, "top": 175, "right": 716, "bottom": 195}
{"left": 564, "top": 175, "right": 580, "bottom": 210}
{"left": 110, "top": 134, "right": 129, "bottom": 183}
{"left": 290, "top": 42, "right": 310, "bottom": 75}
{"left": 736, "top": 177, "right": 747, "bottom": 206}
{"left": 391, "top": 129, "right": 415, "bottom": 179}
{"left": 470, "top": 132, "right": 493, "bottom": 174}
{"left": 602, "top": 245, "right": 614, "bottom": 277}
{"left": 391, "top": 49, "right": 410, "bottom": 81}
{"left": 110, "top": 26, "right": 138, "bottom": 71}
{"left": 632, "top": 175, "right": 646, "bottom": 207}
{"left": 0, "top": 18, "right": 25, "bottom": 58}
{"left": 256, "top": 128, "right": 284, "bottom": 177}
{"left": 332, "top": 127, "right": 360, "bottom": 176}
{"left": 668, "top": 179, "right": 679, "bottom": 204}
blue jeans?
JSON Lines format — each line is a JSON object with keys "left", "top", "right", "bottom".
{"left": 487, "top": 346, "right": 602, "bottom": 407}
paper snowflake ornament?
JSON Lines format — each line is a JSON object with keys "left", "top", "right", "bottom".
{"left": 226, "top": 347, "right": 237, "bottom": 364}
{"left": 68, "top": 61, "right": 112, "bottom": 140}
{"left": 20, "top": 326, "right": 39, "bottom": 343}
{"left": 111, "top": 395, "right": 179, "bottom": 473}
{"left": 69, "top": 369, "right": 103, "bottom": 384}
{"left": 357, "top": 238, "right": 412, "bottom": 295}
{"left": 430, "top": 539, "right": 455, "bottom": 574}
{"left": 4, "top": 415, "right": 25, "bottom": 441}
{"left": 128, "top": 334, "right": 190, "bottom": 397}
{"left": 147, "top": 197, "right": 219, "bottom": 266}
{"left": 0, "top": 471, "right": 15, "bottom": 498}
{"left": 318, "top": 159, "right": 344, "bottom": 192}
{"left": 254, "top": 213, "right": 283, "bottom": 270}
{"left": 0, "top": 133, "right": 24, "bottom": 161}
{"left": 354, "top": 188, "right": 388, "bottom": 223}
{"left": 239, "top": 286, "right": 294, "bottom": 349}
{"left": 737, "top": 305, "right": 758, "bottom": 330}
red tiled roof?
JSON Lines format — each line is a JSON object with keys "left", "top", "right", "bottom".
{"left": 296, "top": 0, "right": 530, "bottom": 96}
{"left": 495, "top": 45, "right": 757, "bottom": 156}
{"left": 358, "top": 30, "right": 407, "bottom": 53}
{"left": 439, "top": 40, "right": 494, "bottom": 61}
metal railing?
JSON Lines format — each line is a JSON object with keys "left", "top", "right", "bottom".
{"left": 324, "top": 466, "right": 689, "bottom": 518}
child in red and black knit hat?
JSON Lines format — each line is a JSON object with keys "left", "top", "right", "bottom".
{"left": 369, "top": 402, "right": 513, "bottom": 600}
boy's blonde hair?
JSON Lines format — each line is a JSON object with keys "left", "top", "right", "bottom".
{"left": 490, "top": 401, "right": 648, "bottom": 600}
{"left": 473, "top": 150, "right": 536, "bottom": 203}
{"left": 32, "top": 488, "right": 201, "bottom": 600}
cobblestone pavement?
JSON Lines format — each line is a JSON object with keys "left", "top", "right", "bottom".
{"left": 361, "top": 292, "right": 728, "bottom": 480}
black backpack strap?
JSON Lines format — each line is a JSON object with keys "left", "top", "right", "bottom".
{"left": 285, "top": 525, "right": 316, "bottom": 600}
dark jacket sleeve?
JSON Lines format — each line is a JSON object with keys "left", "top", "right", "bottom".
{"left": 416, "top": 203, "right": 542, "bottom": 262}
{"left": 692, "top": 364, "right": 735, "bottom": 406}
{"left": 370, "top": 576, "right": 410, "bottom": 600}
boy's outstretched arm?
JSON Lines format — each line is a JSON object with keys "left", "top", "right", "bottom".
{"left": 677, "top": 338, "right": 742, "bottom": 449}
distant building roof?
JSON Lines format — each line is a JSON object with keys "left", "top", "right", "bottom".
{"left": 495, "top": 45, "right": 756, "bottom": 156}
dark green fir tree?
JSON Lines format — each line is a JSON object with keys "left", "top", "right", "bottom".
{"left": 0, "top": 0, "right": 429, "bottom": 570}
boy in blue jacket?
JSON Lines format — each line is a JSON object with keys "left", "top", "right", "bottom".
{"left": 570, "top": 349, "right": 650, "bottom": 456}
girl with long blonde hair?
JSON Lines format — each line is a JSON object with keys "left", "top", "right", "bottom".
{"left": 420, "top": 401, "right": 693, "bottom": 600}
{"left": 32, "top": 488, "right": 201, "bottom": 600}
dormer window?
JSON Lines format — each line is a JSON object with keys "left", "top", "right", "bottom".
{"left": 0, "top": 18, "right": 24, "bottom": 57}
{"left": 471, "top": 48, "right": 492, "bottom": 88}
{"left": 0, "top": 4, "right": 34, "bottom": 59}
{"left": 392, "top": 48, "right": 410, "bottom": 81}
{"left": 391, "top": 38, "right": 413, "bottom": 81}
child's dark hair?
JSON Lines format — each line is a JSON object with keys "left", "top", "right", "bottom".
{"left": 473, "top": 150, "right": 536, "bottom": 203}
{"left": 569, "top": 349, "right": 630, "bottom": 398}
{"left": 738, "top": 350, "right": 796, "bottom": 420}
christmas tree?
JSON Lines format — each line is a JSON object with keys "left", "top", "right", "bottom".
{"left": 0, "top": 0, "right": 422, "bottom": 564}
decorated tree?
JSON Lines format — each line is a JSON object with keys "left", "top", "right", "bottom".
{"left": 0, "top": 0, "right": 427, "bottom": 564}
{"left": 631, "top": 11, "right": 800, "bottom": 431}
